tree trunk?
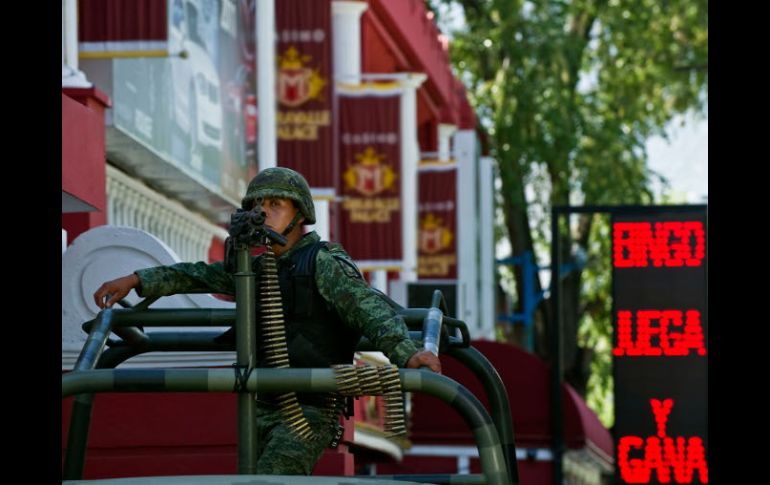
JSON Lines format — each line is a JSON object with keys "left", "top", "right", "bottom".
{"left": 561, "top": 214, "right": 594, "bottom": 397}
{"left": 498, "top": 156, "right": 552, "bottom": 356}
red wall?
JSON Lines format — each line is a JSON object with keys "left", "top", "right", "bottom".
{"left": 208, "top": 236, "right": 225, "bottom": 263}
{"left": 362, "top": 3, "right": 471, "bottom": 153}
{"left": 367, "top": 0, "right": 455, "bottom": 117}
{"left": 62, "top": 88, "right": 110, "bottom": 242}
{"left": 62, "top": 390, "right": 354, "bottom": 478}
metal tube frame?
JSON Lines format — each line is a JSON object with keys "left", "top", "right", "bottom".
{"left": 234, "top": 245, "right": 258, "bottom": 473}
{"left": 64, "top": 304, "right": 517, "bottom": 483}
{"left": 62, "top": 369, "right": 509, "bottom": 485}
{"left": 447, "top": 346, "right": 519, "bottom": 484}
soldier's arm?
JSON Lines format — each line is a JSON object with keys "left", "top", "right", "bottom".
{"left": 134, "top": 261, "right": 236, "bottom": 299}
{"left": 315, "top": 248, "right": 420, "bottom": 368}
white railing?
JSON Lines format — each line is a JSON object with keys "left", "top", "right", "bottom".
{"left": 106, "top": 164, "right": 228, "bottom": 262}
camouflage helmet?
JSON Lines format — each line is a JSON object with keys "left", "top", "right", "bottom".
{"left": 241, "top": 167, "right": 316, "bottom": 224}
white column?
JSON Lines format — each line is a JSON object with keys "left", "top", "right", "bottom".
{"left": 400, "top": 73, "right": 427, "bottom": 282}
{"left": 370, "top": 270, "right": 388, "bottom": 294}
{"left": 312, "top": 198, "right": 331, "bottom": 241}
{"left": 332, "top": 1, "right": 368, "bottom": 84}
{"left": 455, "top": 130, "right": 478, "bottom": 332}
{"left": 107, "top": 188, "right": 115, "bottom": 225}
{"left": 62, "top": 229, "right": 68, "bottom": 254}
{"left": 257, "top": 0, "right": 276, "bottom": 169}
{"left": 479, "top": 156, "right": 496, "bottom": 340}
{"left": 62, "top": 0, "right": 91, "bottom": 88}
{"left": 438, "top": 123, "right": 457, "bottom": 162}
{"left": 115, "top": 193, "right": 126, "bottom": 226}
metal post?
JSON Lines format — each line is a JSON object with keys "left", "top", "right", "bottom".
{"left": 448, "top": 346, "right": 520, "bottom": 484}
{"left": 63, "top": 310, "right": 115, "bottom": 480}
{"left": 523, "top": 251, "right": 536, "bottom": 352}
{"left": 550, "top": 209, "right": 564, "bottom": 484}
{"left": 234, "top": 246, "right": 258, "bottom": 473}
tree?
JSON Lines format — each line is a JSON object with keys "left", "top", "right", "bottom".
{"left": 430, "top": 0, "right": 707, "bottom": 422}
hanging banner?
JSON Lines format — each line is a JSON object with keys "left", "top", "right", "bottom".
{"left": 417, "top": 163, "right": 457, "bottom": 279}
{"left": 79, "top": 0, "right": 168, "bottom": 58}
{"left": 338, "top": 93, "right": 402, "bottom": 261}
{"left": 276, "top": 0, "right": 333, "bottom": 188}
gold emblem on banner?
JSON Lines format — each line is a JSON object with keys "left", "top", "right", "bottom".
{"left": 277, "top": 46, "right": 326, "bottom": 107}
{"left": 344, "top": 147, "right": 397, "bottom": 196}
{"left": 419, "top": 213, "right": 453, "bottom": 254}
{"left": 418, "top": 212, "right": 456, "bottom": 276}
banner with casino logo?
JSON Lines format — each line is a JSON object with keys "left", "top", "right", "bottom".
{"left": 338, "top": 93, "right": 402, "bottom": 261}
{"left": 276, "top": 0, "right": 333, "bottom": 187}
{"left": 417, "top": 163, "right": 457, "bottom": 279}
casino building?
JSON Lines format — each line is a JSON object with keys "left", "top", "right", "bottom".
{"left": 62, "top": 1, "right": 614, "bottom": 482}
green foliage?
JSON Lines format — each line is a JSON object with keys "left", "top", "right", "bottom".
{"left": 432, "top": 0, "right": 707, "bottom": 422}
{"left": 577, "top": 215, "right": 614, "bottom": 427}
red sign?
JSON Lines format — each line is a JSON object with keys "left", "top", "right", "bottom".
{"left": 338, "top": 94, "right": 402, "bottom": 261}
{"left": 612, "top": 209, "right": 708, "bottom": 485}
{"left": 614, "top": 221, "right": 705, "bottom": 268}
{"left": 613, "top": 309, "right": 707, "bottom": 357}
{"left": 618, "top": 399, "right": 709, "bottom": 484}
{"left": 276, "top": 0, "right": 333, "bottom": 187}
{"left": 417, "top": 166, "right": 457, "bottom": 279}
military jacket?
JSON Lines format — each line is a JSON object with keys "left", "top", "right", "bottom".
{"left": 135, "top": 231, "right": 419, "bottom": 367}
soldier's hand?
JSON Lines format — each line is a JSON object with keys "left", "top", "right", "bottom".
{"left": 93, "top": 274, "right": 140, "bottom": 309}
{"left": 406, "top": 351, "right": 442, "bottom": 374}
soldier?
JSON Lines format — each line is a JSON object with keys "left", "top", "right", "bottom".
{"left": 93, "top": 167, "right": 441, "bottom": 475}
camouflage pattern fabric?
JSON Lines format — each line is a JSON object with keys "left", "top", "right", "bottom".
{"left": 135, "top": 231, "right": 419, "bottom": 368}
{"left": 254, "top": 403, "right": 336, "bottom": 475}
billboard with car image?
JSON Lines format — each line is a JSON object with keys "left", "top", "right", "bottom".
{"left": 111, "top": 0, "right": 257, "bottom": 202}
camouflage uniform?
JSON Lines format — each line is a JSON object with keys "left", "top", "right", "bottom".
{"left": 135, "top": 231, "right": 420, "bottom": 474}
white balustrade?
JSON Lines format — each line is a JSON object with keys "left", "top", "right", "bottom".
{"left": 105, "top": 165, "right": 229, "bottom": 262}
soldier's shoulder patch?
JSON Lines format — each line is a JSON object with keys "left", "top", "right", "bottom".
{"left": 321, "top": 244, "right": 364, "bottom": 280}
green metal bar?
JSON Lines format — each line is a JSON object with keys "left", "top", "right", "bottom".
{"left": 63, "top": 309, "right": 115, "bottom": 480}
{"left": 66, "top": 302, "right": 159, "bottom": 480}
{"left": 364, "top": 474, "right": 486, "bottom": 484}
{"left": 61, "top": 369, "right": 508, "bottom": 485}
{"left": 83, "top": 307, "right": 469, "bottom": 348}
{"left": 98, "top": 332, "right": 231, "bottom": 369}
{"left": 73, "top": 310, "right": 115, "bottom": 370}
{"left": 97, "top": 347, "right": 143, "bottom": 369}
{"left": 448, "top": 347, "right": 519, "bottom": 484}
{"left": 101, "top": 330, "right": 456, "bottom": 369}
{"left": 400, "top": 309, "right": 471, "bottom": 347}
{"left": 91, "top": 307, "right": 463, "bottom": 332}
{"left": 82, "top": 309, "right": 236, "bottom": 331}
{"left": 106, "top": 332, "right": 232, "bottom": 350}
{"left": 95, "top": 336, "right": 517, "bottom": 483}
{"left": 431, "top": 289, "right": 451, "bottom": 316}
{"left": 66, "top": 329, "right": 231, "bottom": 479}
{"left": 357, "top": 333, "right": 467, "bottom": 351}
{"left": 234, "top": 246, "right": 258, "bottom": 474}
{"left": 102, "top": 331, "right": 466, "bottom": 363}
{"left": 400, "top": 371, "right": 509, "bottom": 485}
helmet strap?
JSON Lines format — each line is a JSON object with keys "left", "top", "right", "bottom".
{"left": 281, "top": 211, "right": 304, "bottom": 236}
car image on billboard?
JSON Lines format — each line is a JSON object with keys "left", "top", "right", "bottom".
{"left": 169, "top": 0, "right": 223, "bottom": 179}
